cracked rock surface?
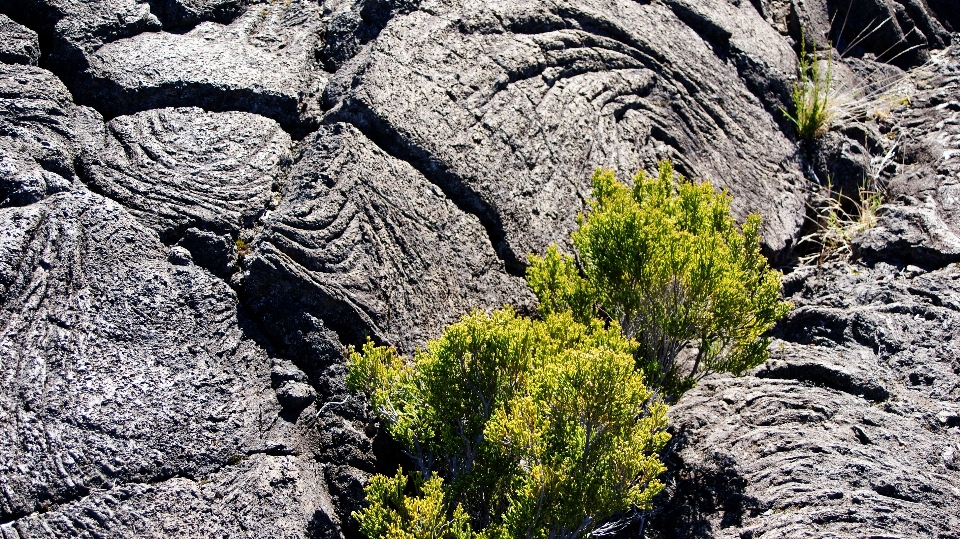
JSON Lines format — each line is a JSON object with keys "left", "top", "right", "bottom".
{"left": 646, "top": 38, "right": 960, "bottom": 539}
{"left": 0, "top": 15, "right": 39, "bottom": 66}
{"left": 0, "top": 0, "right": 958, "bottom": 537}
{"left": 326, "top": 0, "right": 805, "bottom": 267}
{"left": 0, "top": 188, "right": 344, "bottom": 536}
{"left": 81, "top": 106, "right": 292, "bottom": 276}
{"left": 77, "top": 0, "right": 326, "bottom": 135}
{"left": 0, "top": 63, "right": 103, "bottom": 208}
{"left": 243, "top": 122, "right": 531, "bottom": 354}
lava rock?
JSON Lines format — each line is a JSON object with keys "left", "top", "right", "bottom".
{"left": 786, "top": 0, "right": 950, "bottom": 69}
{"left": 276, "top": 381, "right": 318, "bottom": 410}
{"left": 319, "top": 0, "right": 420, "bottom": 71}
{"left": 649, "top": 260, "right": 960, "bottom": 537}
{"left": 853, "top": 194, "right": 960, "bottom": 268}
{"left": 0, "top": 0, "right": 162, "bottom": 79}
{"left": 5, "top": 453, "right": 337, "bottom": 538}
{"left": 1, "top": 0, "right": 958, "bottom": 537}
{"left": 75, "top": 0, "right": 326, "bottom": 134}
{"left": 81, "top": 107, "right": 291, "bottom": 247}
{"left": 0, "top": 63, "right": 102, "bottom": 204}
{"left": 243, "top": 122, "right": 531, "bottom": 354}
{"left": 852, "top": 48, "right": 960, "bottom": 269}
{"left": 149, "top": 0, "right": 251, "bottom": 29}
{"left": 0, "top": 14, "right": 40, "bottom": 65}
{"left": 325, "top": 0, "right": 806, "bottom": 267}
{"left": 0, "top": 140, "right": 72, "bottom": 208}
{"left": 650, "top": 375, "right": 960, "bottom": 537}
{"left": 0, "top": 188, "right": 336, "bottom": 530}
{"left": 756, "top": 340, "right": 891, "bottom": 402}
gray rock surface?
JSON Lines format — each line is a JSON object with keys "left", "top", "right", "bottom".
{"left": 149, "top": 0, "right": 253, "bottom": 29}
{"left": 0, "top": 64, "right": 101, "bottom": 208}
{"left": 0, "top": 14, "right": 40, "bottom": 66}
{"left": 0, "top": 0, "right": 263, "bottom": 81}
{"left": 646, "top": 259, "right": 960, "bottom": 537}
{"left": 326, "top": 0, "right": 805, "bottom": 268}
{"left": 5, "top": 453, "right": 340, "bottom": 539}
{"left": 645, "top": 42, "right": 960, "bottom": 539}
{"left": 243, "top": 122, "right": 531, "bottom": 354}
{"left": 81, "top": 107, "right": 292, "bottom": 275}
{"left": 853, "top": 46, "right": 960, "bottom": 269}
{"left": 655, "top": 373, "right": 960, "bottom": 538}
{"left": 773, "top": 0, "right": 951, "bottom": 68}
{"left": 76, "top": 0, "right": 326, "bottom": 134}
{"left": 0, "top": 188, "right": 354, "bottom": 537}
{"left": 0, "top": 0, "right": 162, "bottom": 79}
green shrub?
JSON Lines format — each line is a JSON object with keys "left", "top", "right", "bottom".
{"left": 348, "top": 308, "right": 669, "bottom": 539}
{"left": 527, "top": 162, "right": 790, "bottom": 397}
{"left": 354, "top": 471, "right": 474, "bottom": 539}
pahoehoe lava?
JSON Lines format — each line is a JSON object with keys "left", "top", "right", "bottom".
{"left": 0, "top": 0, "right": 958, "bottom": 537}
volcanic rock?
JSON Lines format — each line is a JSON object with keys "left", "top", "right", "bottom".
{"left": 75, "top": 0, "right": 326, "bottom": 134}
{"left": 0, "top": 15, "right": 40, "bottom": 66}
{"left": 1, "top": 0, "right": 958, "bottom": 537}
{"left": 80, "top": 107, "right": 292, "bottom": 275}
{"left": 326, "top": 0, "right": 806, "bottom": 268}
{"left": 243, "top": 122, "right": 530, "bottom": 354}
{"left": 0, "top": 64, "right": 101, "bottom": 208}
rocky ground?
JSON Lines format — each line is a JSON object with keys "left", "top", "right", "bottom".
{"left": 0, "top": 0, "right": 957, "bottom": 537}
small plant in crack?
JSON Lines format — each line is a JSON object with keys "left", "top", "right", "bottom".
{"left": 798, "top": 176, "right": 885, "bottom": 265}
{"left": 783, "top": 31, "right": 834, "bottom": 140}
{"left": 235, "top": 236, "right": 253, "bottom": 259}
{"left": 784, "top": 16, "right": 933, "bottom": 141}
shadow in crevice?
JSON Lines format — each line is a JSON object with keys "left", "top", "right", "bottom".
{"left": 324, "top": 99, "right": 525, "bottom": 276}
{"left": 146, "top": 0, "right": 251, "bottom": 32}
{"left": 320, "top": 0, "right": 420, "bottom": 72}
{"left": 643, "top": 433, "right": 763, "bottom": 539}
{"left": 308, "top": 508, "right": 342, "bottom": 539}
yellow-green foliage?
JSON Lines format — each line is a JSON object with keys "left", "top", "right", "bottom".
{"left": 527, "top": 162, "right": 790, "bottom": 397}
{"left": 355, "top": 472, "right": 474, "bottom": 539}
{"left": 348, "top": 308, "right": 669, "bottom": 539}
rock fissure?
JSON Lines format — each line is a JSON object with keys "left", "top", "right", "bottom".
{"left": 325, "top": 100, "right": 526, "bottom": 275}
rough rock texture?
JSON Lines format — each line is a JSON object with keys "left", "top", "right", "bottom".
{"left": 645, "top": 40, "right": 960, "bottom": 539}
{"left": 5, "top": 453, "right": 339, "bottom": 539}
{"left": 854, "top": 46, "right": 960, "bottom": 269}
{"left": 244, "top": 122, "right": 531, "bottom": 354}
{"left": 0, "top": 188, "right": 353, "bottom": 536}
{"left": 76, "top": 0, "right": 326, "bottom": 134}
{"left": 0, "top": 0, "right": 267, "bottom": 81}
{"left": 0, "top": 0, "right": 163, "bottom": 79}
{"left": 656, "top": 373, "right": 960, "bottom": 538}
{"left": 81, "top": 107, "right": 292, "bottom": 276}
{"left": 1, "top": 0, "right": 959, "bottom": 537}
{"left": 319, "top": 0, "right": 418, "bottom": 72}
{"left": 751, "top": 0, "right": 952, "bottom": 69}
{"left": 149, "top": 0, "right": 254, "bottom": 29}
{"left": 647, "top": 259, "right": 960, "bottom": 538}
{"left": 0, "top": 64, "right": 101, "bottom": 208}
{"left": 0, "top": 15, "right": 40, "bottom": 66}
{"left": 326, "top": 0, "right": 805, "bottom": 268}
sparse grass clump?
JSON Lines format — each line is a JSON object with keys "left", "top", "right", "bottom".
{"left": 783, "top": 33, "right": 834, "bottom": 140}
{"left": 799, "top": 178, "right": 885, "bottom": 265}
